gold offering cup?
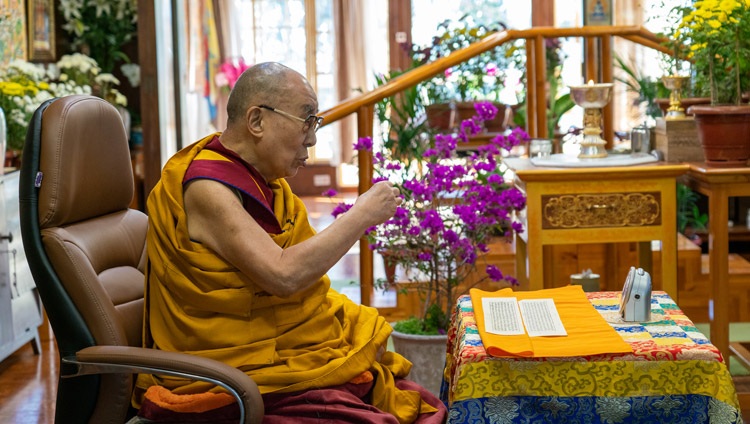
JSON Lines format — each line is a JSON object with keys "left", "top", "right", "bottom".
{"left": 661, "top": 75, "right": 690, "bottom": 120}
{"left": 568, "top": 81, "right": 614, "bottom": 158}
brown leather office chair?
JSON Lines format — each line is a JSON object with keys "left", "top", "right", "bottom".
{"left": 19, "top": 95, "right": 263, "bottom": 424}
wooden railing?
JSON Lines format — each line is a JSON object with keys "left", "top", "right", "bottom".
{"left": 318, "top": 25, "right": 670, "bottom": 307}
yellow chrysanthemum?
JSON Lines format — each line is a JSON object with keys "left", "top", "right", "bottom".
{"left": 718, "top": 0, "right": 739, "bottom": 12}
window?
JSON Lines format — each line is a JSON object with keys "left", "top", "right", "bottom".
{"left": 233, "top": 0, "right": 336, "bottom": 162}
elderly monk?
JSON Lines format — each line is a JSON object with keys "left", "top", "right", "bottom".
{"left": 135, "top": 62, "right": 447, "bottom": 423}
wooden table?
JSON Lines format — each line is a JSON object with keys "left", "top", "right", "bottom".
{"left": 503, "top": 158, "right": 689, "bottom": 300}
{"left": 441, "top": 291, "right": 742, "bottom": 422}
{"left": 682, "top": 163, "right": 750, "bottom": 361}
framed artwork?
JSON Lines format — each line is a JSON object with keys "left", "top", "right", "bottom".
{"left": 27, "top": 0, "right": 55, "bottom": 61}
{"left": 583, "top": 0, "right": 613, "bottom": 26}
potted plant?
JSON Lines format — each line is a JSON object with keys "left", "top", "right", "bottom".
{"left": 677, "top": 183, "right": 708, "bottom": 246}
{"left": 614, "top": 55, "right": 670, "bottom": 123}
{"left": 373, "top": 69, "right": 432, "bottom": 165}
{"left": 332, "top": 101, "right": 527, "bottom": 394}
{"left": 672, "top": 0, "right": 750, "bottom": 166}
{"left": 408, "top": 15, "right": 515, "bottom": 133}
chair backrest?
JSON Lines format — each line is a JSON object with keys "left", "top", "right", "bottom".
{"left": 19, "top": 95, "right": 148, "bottom": 424}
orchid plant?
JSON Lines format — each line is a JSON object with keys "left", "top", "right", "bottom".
{"left": 331, "top": 102, "right": 527, "bottom": 334}
{"left": 58, "top": 0, "right": 138, "bottom": 73}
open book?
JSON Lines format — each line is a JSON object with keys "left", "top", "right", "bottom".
{"left": 482, "top": 297, "right": 567, "bottom": 337}
{"left": 470, "top": 286, "right": 631, "bottom": 358}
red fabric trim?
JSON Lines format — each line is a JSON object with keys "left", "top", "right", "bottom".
{"left": 261, "top": 379, "right": 447, "bottom": 424}
{"left": 184, "top": 137, "right": 282, "bottom": 234}
{"left": 137, "top": 378, "right": 447, "bottom": 424}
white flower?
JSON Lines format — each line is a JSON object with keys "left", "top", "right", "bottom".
{"left": 57, "top": 53, "right": 100, "bottom": 75}
{"left": 112, "top": 90, "right": 128, "bottom": 107}
{"left": 87, "top": 0, "right": 112, "bottom": 18}
{"left": 95, "top": 73, "right": 120, "bottom": 85}
{"left": 46, "top": 64, "right": 60, "bottom": 80}
{"left": 120, "top": 63, "right": 140, "bottom": 87}
{"left": 6, "top": 60, "right": 47, "bottom": 82}
{"left": 10, "top": 109, "right": 26, "bottom": 126}
{"left": 61, "top": 19, "right": 85, "bottom": 37}
{"left": 59, "top": 0, "right": 85, "bottom": 21}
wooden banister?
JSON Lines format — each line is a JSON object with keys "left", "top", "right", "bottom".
{"left": 319, "top": 25, "right": 673, "bottom": 307}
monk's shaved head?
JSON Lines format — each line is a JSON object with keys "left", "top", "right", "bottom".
{"left": 226, "top": 62, "right": 298, "bottom": 124}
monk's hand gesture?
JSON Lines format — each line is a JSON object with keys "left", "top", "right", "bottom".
{"left": 354, "top": 181, "right": 403, "bottom": 226}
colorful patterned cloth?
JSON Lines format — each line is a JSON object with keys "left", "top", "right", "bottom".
{"left": 441, "top": 291, "right": 743, "bottom": 423}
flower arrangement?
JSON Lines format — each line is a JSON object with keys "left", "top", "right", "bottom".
{"left": 58, "top": 0, "right": 138, "bottom": 73}
{"left": 673, "top": 0, "right": 750, "bottom": 105}
{"left": 0, "top": 54, "right": 126, "bottom": 151}
{"left": 0, "top": 61, "right": 54, "bottom": 151}
{"left": 408, "top": 15, "right": 512, "bottom": 104}
{"left": 215, "top": 58, "right": 252, "bottom": 92}
{"left": 332, "top": 102, "right": 527, "bottom": 334}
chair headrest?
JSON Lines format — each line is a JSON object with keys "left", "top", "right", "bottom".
{"left": 38, "top": 95, "right": 134, "bottom": 228}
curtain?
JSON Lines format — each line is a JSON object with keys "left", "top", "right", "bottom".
{"left": 183, "top": 0, "right": 223, "bottom": 142}
{"left": 212, "top": 0, "right": 239, "bottom": 130}
{"left": 333, "top": 0, "right": 368, "bottom": 164}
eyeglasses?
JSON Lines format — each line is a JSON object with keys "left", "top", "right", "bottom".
{"left": 258, "top": 105, "right": 324, "bottom": 133}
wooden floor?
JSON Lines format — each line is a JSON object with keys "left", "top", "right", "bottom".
{"left": 2, "top": 195, "right": 750, "bottom": 422}
{"left": 0, "top": 325, "right": 56, "bottom": 424}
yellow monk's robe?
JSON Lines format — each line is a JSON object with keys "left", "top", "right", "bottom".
{"left": 134, "top": 133, "right": 435, "bottom": 423}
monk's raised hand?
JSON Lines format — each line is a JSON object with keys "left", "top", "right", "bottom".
{"left": 355, "top": 181, "right": 403, "bottom": 226}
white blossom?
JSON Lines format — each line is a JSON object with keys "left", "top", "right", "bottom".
{"left": 120, "top": 63, "right": 140, "bottom": 87}
{"left": 95, "top": 73, "right": 120, "bottom": 85}
{"left": 87, "top": 0, "right": 112, "bottom": 18}
{"left": 112, "top": 91, "right": 127, "bottom": 106}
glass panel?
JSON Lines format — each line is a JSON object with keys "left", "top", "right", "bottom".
{"left": 555, "top": 0, "right": 584, "bottom": 135}
{"left": 411, "top": 0, "right": 530, "bottom": 47}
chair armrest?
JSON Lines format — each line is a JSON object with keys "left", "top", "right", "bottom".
{"left": 68, "top": 345, "right": 263, "bottom": 424}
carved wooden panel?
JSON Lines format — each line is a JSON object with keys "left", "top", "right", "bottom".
{"left": 542, "top": 192, "right": 661, "bottom": 229}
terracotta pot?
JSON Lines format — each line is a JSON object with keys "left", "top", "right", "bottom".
{"left": 425, "top": 102, "right": 512, "bottom": 133}
{"left": 655, "top": 97, "right": 711, "bottom": 117}
{"left": 688, "top": 104, "right": 750, "bottom": 167}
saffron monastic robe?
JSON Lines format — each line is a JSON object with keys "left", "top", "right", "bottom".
{"left": 135, "top": 133, "right": 438, "bottom": 423}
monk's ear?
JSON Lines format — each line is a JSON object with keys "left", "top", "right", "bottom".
{"left": 246, "top": 106, "right": 264, "bottom": 136}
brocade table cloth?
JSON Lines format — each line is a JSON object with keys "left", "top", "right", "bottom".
{"left": 440, "top": 291, "right": 742, "bottom": 423}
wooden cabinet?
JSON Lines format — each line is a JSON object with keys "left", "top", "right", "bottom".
{"left": 0, "top": 171, "right": 42, "bottom": 362}
{"left": 504, "top": 158, "right": 689, "bottom": 300}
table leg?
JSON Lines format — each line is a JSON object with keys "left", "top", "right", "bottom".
{"left": 636, "top": 241, "right": 653, "bottom": 278}
{"left": 543, "top": 245, "right": 554, "bottom": 288}
{"left": 515, "top": 233, "right": 528, "bottom": 288}
{"left": 527, "top": 235, "right": 544, "bottom": 291}
{"left": 708, "top": 189, "right": 730, "bottom": 359}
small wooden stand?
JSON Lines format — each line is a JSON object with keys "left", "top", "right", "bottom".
{"left": 655, "top": 117, "right": 704, "bottom": 163}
